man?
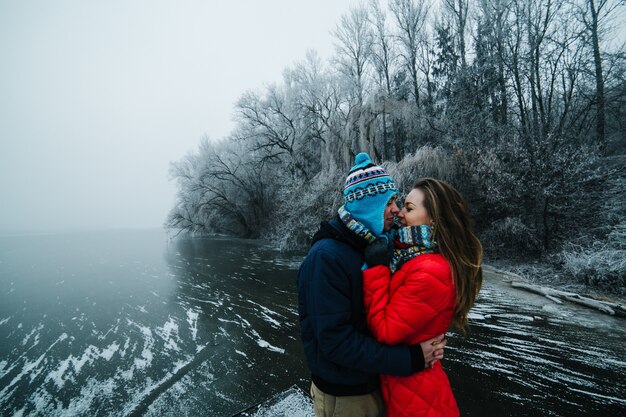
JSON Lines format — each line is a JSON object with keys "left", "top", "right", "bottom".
{"left": 297, "top": 153, "right": 446, "bottom": 417}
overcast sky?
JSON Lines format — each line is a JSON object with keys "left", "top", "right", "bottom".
{"left": 0, "top": 0, "right": 358, "bottom": 232}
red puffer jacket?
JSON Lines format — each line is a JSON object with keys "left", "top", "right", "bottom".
{"left": 363, "top": 254, "right": 459, "bottom": 417}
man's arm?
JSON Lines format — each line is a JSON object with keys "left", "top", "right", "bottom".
{"left": 305, "top": 249, "right": 428, "bottom": 376}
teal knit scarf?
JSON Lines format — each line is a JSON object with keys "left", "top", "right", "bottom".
{"left": 389, "top": 225, "right": 438, "bottom": 273}
{"left": 338, "top": 205, "right": 378, "bottom": 244}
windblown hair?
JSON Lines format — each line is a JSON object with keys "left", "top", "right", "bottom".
{"left": 413, "top": 178, "right": 483, "bottom": 331}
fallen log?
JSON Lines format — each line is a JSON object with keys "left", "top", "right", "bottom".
{"left": 510, "top": 282, "right": 577, "bottom": 298}
{"left": 509, "top": 281, "right": 626, "bottom": 318}
{"left": 563, "top": 295, "right": 615, "bottom": 315}
{"left": 588, "top": 298, "right": 626, "bottom": 314}
{"left": 545, "top": 294, "right": 562, "bottom": 304}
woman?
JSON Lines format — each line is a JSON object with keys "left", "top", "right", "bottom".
{"left": 362, "top": 178, "right": 483, "bottom": 417}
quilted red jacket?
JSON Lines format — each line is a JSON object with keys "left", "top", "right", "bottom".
{"left": 363, "top": 253, "right": 459, "bottom": 417}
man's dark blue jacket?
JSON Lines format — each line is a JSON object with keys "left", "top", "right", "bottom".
{"left": 297, "top": 219, "right": 424, "bottom": 396}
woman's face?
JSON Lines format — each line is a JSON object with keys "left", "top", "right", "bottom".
{"left": 398, "top": 188, "right": 433, "bottom": 227}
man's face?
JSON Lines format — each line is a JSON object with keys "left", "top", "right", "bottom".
{"left": 383, "top": 196, "right": 400, "bottom": 231}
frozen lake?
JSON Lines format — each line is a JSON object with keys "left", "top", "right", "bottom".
{"left": 0, "top": 229, "right": 624, "bottom": 416}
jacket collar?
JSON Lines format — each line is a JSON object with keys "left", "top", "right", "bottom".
{"left": 311, "top": 217, "right": 367, "bottom": 252}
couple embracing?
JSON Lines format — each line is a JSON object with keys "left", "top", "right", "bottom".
{"left": 297, "top": 153, "right": 483, "bottom": 417}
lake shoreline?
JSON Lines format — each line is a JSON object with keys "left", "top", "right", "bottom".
{"left": 170, "top": 231, "right": 626, "bottom": 305}
{"left": 483, "top": 259, "right": 626, "bottom": 306}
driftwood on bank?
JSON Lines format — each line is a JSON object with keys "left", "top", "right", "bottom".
{"left": 509, "top": 281, "right": 626, "bottom": 318}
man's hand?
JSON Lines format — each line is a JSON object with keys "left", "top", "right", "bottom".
{"left": 364, "top": 238, "right": 393, "bottom": 267}
{"left": 420, "top": 333, "right": 446, "bottom": 368}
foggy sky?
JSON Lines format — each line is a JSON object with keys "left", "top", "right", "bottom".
{"left": 0, "top": 0, "right": 357, "bottom": 232}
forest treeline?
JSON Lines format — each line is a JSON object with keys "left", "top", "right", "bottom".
{"left": 167, "top": 0, "right": 625, "bottom": 291}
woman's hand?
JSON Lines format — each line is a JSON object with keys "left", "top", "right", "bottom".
{"left": 420, "top": 333, "right": 447, "bottom": 368}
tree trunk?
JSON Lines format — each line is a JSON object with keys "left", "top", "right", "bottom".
{"left": 458, "top": 0, "right": 468, "bottom": 68}
{"left": 495, "top": 2, "right": 508, "bottom": 125}
{"left": 382, "top": 111, "right": 390, "bottom": 160}
{"left": 588, "top": 0, "right": 606, "bottom": 151}
{"left": 542, "top": 196, "right": 550, "bottom": 250}
{"left": 393, "top": 117, "right": 404, "bottom": 162}
{"left": 411, "top": 57, "right": 420, "bottom": 108}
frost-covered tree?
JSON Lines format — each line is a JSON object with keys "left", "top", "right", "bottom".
{"left": 332, "top": 5, "right": 374, "bottom": 106}
{"left": 369, "top": 0, "right": 397, "bottom": 95}
{"left": 284, "top": 51, "right": 351, "bottom": 171}
{"left": 166, "top": 138, "right": 277, "bottom": 238}
{"left": 332, "top": 5, "right": 378, "bottom": 160}
{"left": 473, "top": 0, "right": 513, "bottom": 126}
{"left": 442, "top": 0, "right": 470, "bottom": 68}
{"left": 389, "top": 0, "right": 430, "bottom": 108}
{"left": 574, "top": 0, "right": 621, "bottom": 150}
{"left": 235, "top": 82, "right": 321, "bottom": 181}
{"left": 166, "top": 0, "right": 625, "bottom": 279}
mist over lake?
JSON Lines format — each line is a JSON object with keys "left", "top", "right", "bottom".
{"left": 0, "top": 229, "right": 306, "bottom": 416}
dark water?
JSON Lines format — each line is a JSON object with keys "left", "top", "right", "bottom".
{"left": 0, "top": 230, "right": 305, "bottom": 416}
{"left": 0, "top": 230, "right": 624, "bottom": 416}
{"left": 447, "top": 271, "right": 626, "bottom": 416}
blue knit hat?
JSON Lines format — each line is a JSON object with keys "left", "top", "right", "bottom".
{"left": 343, "top": 152, "right": 398, "bottom": 236}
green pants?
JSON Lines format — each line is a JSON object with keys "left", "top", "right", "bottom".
{"left": 310, "top": 382, "right": 385, "bottom": 417}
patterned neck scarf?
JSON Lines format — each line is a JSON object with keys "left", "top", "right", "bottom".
{"left": 389, "top": 225, "right": 438, "bottom": 273}
{"left": 338, "top": 205, "right": 377, "bottom": 244}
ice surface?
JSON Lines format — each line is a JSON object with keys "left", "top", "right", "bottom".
{"left": 568, "top": 387, "right": 626, "bottom": 404}
{"left": 21, "top": 323, "right": 43, "bottom": 346}
{"left": 129, "top": 321, "right": 154, "bottom": 369}
{"left": 237, "top": 386, "right": 313, "bottom": 417}
{"left": 186, "top": 309, "right": 198, "bottom": 341}
{"left": 155, "top": 316, "right": 181, "bottom": 352}
{"left": 246, "top": 299, "right": 287, "bottom": 328}
{"left": 0, "top": 333, "right": 68, "bottom": 398}
{"left": 467, "top": 312, "right": 485, "bottom": 320}
{"left": 249, "top": 329, "right": 285, "bottom": 354}
{"left": 255, "top": 339, "right": 285, "bottom": 354}
{"left": 46, "top": 341, "right": 120, "bottom": 389}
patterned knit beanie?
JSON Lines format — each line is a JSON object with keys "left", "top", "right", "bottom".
{"left": 343, "top": 152, "right": 398, "bottom": 236}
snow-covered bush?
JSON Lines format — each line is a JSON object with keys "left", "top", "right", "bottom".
{"left": 480, "top": 217, "right": 541, "bottom": 258}
{"left": 384, "top": 146, "right": 456, "bottom": 194}
{"left": 558, "top": 223, "right": 626, "bottom": 294}
{"left": 268, "top": 168, "right": 344, "bottom": 251}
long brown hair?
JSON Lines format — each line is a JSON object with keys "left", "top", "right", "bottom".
{"left": 413, "top": 178, "right": 483, "bottom": 331}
